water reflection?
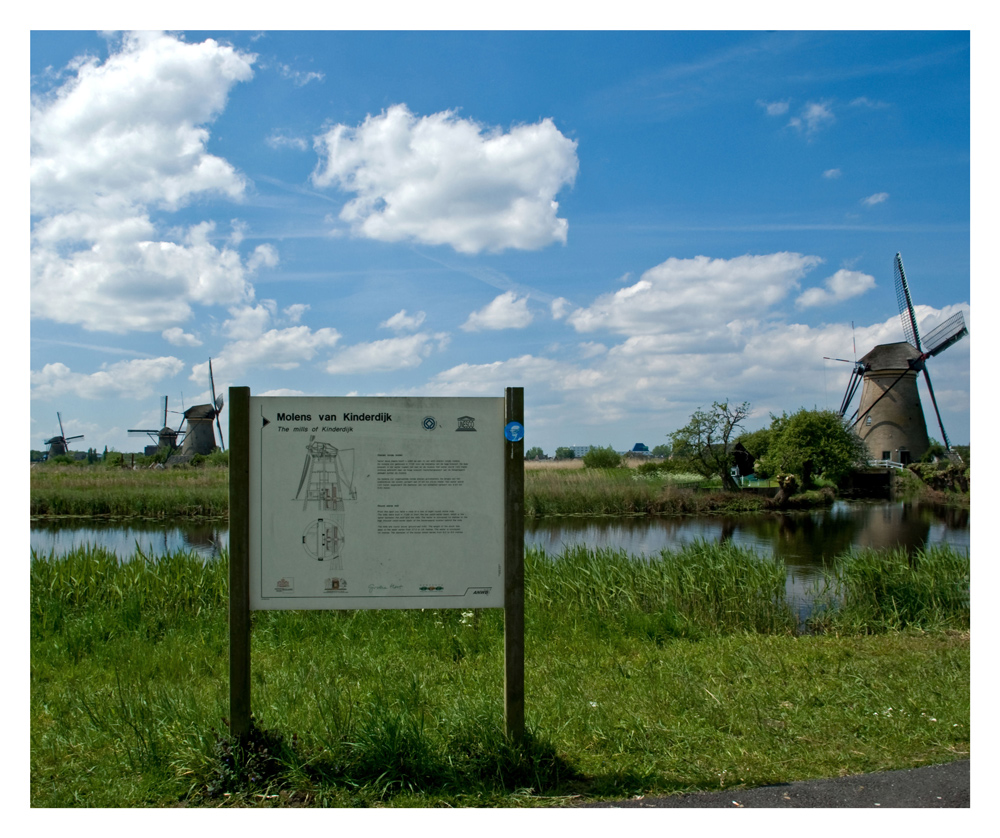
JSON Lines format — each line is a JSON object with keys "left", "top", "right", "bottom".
{"left": 30, "top": 518, "right": 228, "bottom": 561}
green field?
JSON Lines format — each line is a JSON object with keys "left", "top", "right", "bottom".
{"left": 30, "top": 542, "right": 970, "bottom": 807}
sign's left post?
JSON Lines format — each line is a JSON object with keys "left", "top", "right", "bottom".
{"left": 229, "top": 386, "right": 252, "bottom": 741}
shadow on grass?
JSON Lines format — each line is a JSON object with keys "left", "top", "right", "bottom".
{"left": 198, "top": 716, "right": 696, "bottom": 805}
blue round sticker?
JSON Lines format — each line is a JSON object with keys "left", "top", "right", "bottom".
{"left": 504, "top": 421, "right": 524, "bottom": 442}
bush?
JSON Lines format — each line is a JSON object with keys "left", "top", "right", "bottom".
{"left": 582, "top": 445, "right": 622, "bottom": 469}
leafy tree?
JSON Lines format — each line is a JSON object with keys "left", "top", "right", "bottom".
{"left": 762, "top": 408, "right": 868, "bottom": 487}
{"left": 670, "top": 401, "right": 750, "bottom": 490}
{"left": 582, "top": 445, "right": 622, "bottom": 469}
{"left": 650, "top": 443, "right": 672, "bottom": 458}
{"left": 525, "top": 446, "right": 544, "bottom": 460}
{"left": 554, "top": 447, "right": 576, "bottom": 460}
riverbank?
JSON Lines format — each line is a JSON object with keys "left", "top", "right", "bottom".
{"left": 29, "top": 462, "right": 834, "bottom": 520}
{"left": 30, "top": 543, "right": 969, "bottom": 807}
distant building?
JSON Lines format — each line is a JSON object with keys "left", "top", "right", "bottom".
{"left": 571, "top": 445, "right": 591, "bottom": 458}
{"left": 631, "top": 443, "right": 650, "bottom": 455}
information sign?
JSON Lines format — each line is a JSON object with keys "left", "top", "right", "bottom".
{"left": 248, "top": 396, "right": 505, "bottom": 610}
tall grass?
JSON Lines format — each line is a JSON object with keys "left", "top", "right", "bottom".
{"left": 807, "top": 546, "right": 970, "bottom": 633}
{"left": 31, "top": 542, "right": 969, "bottom": 806}
{"left": 528, "top": 542, "right": 795, "bottom": 636}
{"left": 30, "top": 465, "right": 229, "bottom": 518}
{"left": 524, "top": 468, "right": 771, "bottom": 517}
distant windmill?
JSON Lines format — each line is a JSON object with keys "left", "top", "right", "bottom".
{"left": 44, "top": 412, "right": 84, "bottom": 459}
{"left": 831, "top": 253, "right": 969, "bottom": 464}
{"left": 174, "top": 358, "right": 225, "bottom": 457}
{"left": 128, "top": 396, "right": 184, "bottom": 453}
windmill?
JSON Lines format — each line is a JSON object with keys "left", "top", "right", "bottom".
{"left": 170, "top": 358, "right": 226, "bottom": 459}
{"left": 128, "top": 396, "right": 185, "bottom": 454}
{"left": 44, "top": 412, "right": 84, "bottom": 459}
{"left": 833, "top": 253, "right": 969, "bottom": 464}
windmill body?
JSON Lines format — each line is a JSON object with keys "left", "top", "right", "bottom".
{"left": 836, "top": 253, "right": 968, "bottom": 465}
{"left": 44, "top": 412, "right": 84, "bottom": 459}
{"left": 854, "top": 342, "right": 929, "bottom": 464}
{"left": 177, "top": 403, "right": 219, "bottom": 456}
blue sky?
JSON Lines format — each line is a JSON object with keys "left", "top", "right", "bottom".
{"left": 29, "top": 29, "right": 971, "bottom": 455}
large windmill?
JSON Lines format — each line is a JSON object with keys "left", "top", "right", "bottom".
{"left": 174, "top": 358, "right": 225, "bottom": 457}
{"left": 834, "top": 253, "right": 969, "bottom": 464}
{"left": 43, "top": 412, "right": 84, "bottom": 459}
{"left": 128, "top": 396, "right": 184, "bottom": 454}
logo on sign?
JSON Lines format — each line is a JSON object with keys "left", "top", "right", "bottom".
{"left": 422, "top": 416, "right": 437, "bottom": 431}
{"left": 455, "top": 416, "right": 476, "bottom": 432}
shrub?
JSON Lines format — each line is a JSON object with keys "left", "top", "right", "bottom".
{"left": 582, "top": 445, "right": 622, "bottom": 469}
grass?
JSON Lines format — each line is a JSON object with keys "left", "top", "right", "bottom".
{"left": 524, "top": 467, "right": 777, "bottom": 517}
{"left": 30, "top": 464, "right": 229, "bottom": 518}
{"left": 31, "top": 542, "right": 969, "bottom": 807}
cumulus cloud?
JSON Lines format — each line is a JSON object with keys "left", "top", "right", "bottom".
{"left": 266, "top": 133, "right": 309, "bottom": 151}
{"left": 162, "top": 327, "right": 202, "bottom": 347}
{"left": 380, "top": 309, "right": 427, "bottom": 332}
{"left": 461, "top": 292, "right": 534, "bottom": 332}
{"left": 789, "top": 101, "right": 834, "bottom": 135}
{"left": 324, "top": 332, "right": 449, "bottom": 374}
{"left": 551, "top": 297, "right": 572, "bottom": 320}
{"left": 796, "top": 269, "right": 877, "bottom": 308}
{"left": 192, "top": 325, "right": 342, "bottom": 384}
{"left": 823, "top": 168, "right": 842, "bottom": 179}
{"left": 30, "top": 32, "right": 264, "bottom": 333}
{"left": 564, "top": 253, "right": 823, "bottom": 343}
{"left": 311, "top": 104, "right": 578, "bottom": 254}
{"left": 31, "top": 356, "right": 185, "bottom": 400}
{"left": 862, "top": 192, "right": 889, "bottom": 206}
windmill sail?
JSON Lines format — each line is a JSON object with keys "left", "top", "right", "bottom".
{"left": 922, "top": 311, "right": 969, "bottom": 357}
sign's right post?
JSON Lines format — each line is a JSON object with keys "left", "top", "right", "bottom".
{"left": 504, "top": 387, "right": 525, "bottom": 742}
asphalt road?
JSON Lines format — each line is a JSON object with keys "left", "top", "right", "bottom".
{"left": 576, "top": 760, "right": 970, "bottom": 808}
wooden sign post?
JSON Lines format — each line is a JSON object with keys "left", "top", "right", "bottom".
{"left": 228, "top": 387, "right": 525, "bottom": 745}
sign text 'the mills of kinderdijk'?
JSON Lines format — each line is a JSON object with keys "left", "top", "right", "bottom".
{"left": 248, "top": 396, "right": 505, "bottom": 610}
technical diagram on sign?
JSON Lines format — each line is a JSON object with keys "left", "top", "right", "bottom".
{"left": 302, "top": 518, "right": 345, "bottom": 566}
{"left": 295, "top": 437, "right": 357, "bottom": 511}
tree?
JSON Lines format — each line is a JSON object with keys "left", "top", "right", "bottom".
{"left": 736, "top": 427, "right": 773, "bottom": 478}
{"left": 650, "top": 443, "right": 672, "bottom": 458}
{"left": 670, "top": 401, "right": 750, "bottom": 490}
{"left": 762, "top": 408, "right": 868, "bottom": 487}
{"left": 525, "top": 446, "right": 544, "bottom": 460}
{"left": 554, "top": 447, "right": 575, "bottom": 460}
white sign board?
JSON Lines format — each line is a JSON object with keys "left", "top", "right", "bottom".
{"left": 248, "top": 396, "right": 505, "bottom": 610}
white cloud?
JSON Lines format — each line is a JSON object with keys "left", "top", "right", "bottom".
{"left": 276, "top": 63, "right": 324, "bottom": 86}
{"left": 758, "top": 99, "right": 789, "bottom": 116}
{"left": 789, "top": 101, "right": 834, "bottom": 135}
{"left": 324, "top": 332, "right": 449, "bottom": 374}
{"left": 565, "top": 252, "right": 822, "bottom": 342}
{"left": 796, "top": 269, "right": 876, "bottom": 308}
{"left": 162, "top": 327, "right": 202, "bottom": 347}
{"left": 311, "top": 104, "right": 578, "bottom": 254}
{"left": 461, "top": 292, "right": 534, "bottom": 332}
{"left": 283, "top": 303, "right": 310, "bottom": 323}
{"left": 31, "top": 356, "right": 185, "bottom": 400}
{"left": 823, "top": 168, "right": 842, "bottom": 179}
{"left": 380, "top": 309, "right": 427, "bottom": 332}
{"left": 862, "top": 192, "right": 889, "bottom": 206}
{"left": 266, "top": 133, "right": 309, "bottom": 151}
{"left": 551, "top": 297, "right": 572, "bottom": 320}
{"left": 196, "top": 325, "right": 342, "bottom": 383}
{"left": 30, "top": 32, "right": 263, "bottom": 334}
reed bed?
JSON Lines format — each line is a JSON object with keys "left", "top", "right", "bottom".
{"left": 30, "top": 465, "right": 229, "bottom": 518}
{"left": 31, "top": 542, "right": 969, "bottom": 806}
{"left": 524, "top": 468, "right": 771, "bottom": 517}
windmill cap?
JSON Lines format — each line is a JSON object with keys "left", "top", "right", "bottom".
{"left": 858, "top": 342, "right": 921, "bottom": 370}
